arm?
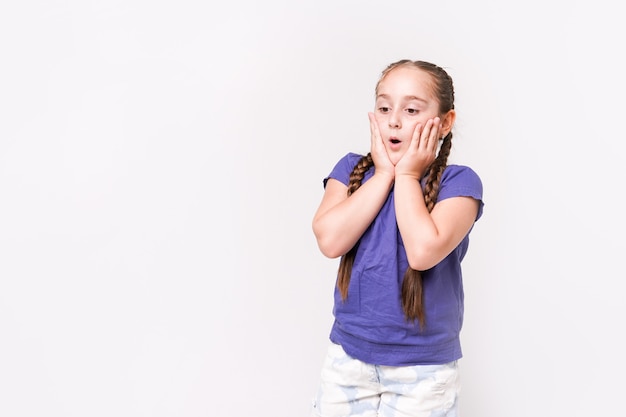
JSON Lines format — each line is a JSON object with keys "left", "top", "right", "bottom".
{"left": 312, "top": 172, "right": 394, "bottom": 259}
{"left": 312, "top": 113, "right": 396, "bottom": 259}
{"left": 394, "top": 178, "right": 479, "bottom": 270}
{"left": 394, "top": 117, "right": 479, "bottom": 270}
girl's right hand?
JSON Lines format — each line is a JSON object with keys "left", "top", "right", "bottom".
{"left": 368, "top": 112, "right": 395, "bottom": 179}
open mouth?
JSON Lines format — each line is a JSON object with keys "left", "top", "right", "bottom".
{"left": 390, "top": 138, "right": 401, "bottom": 144}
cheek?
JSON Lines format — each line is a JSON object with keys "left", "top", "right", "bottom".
{"left": 406, "top": 113, "right": 436, "bottom": 132}
{"left": 404, "top": 119, "right": 421, "bottom": 134}
{"left": 376, "top": 118, "right": 390, "bottom": 135}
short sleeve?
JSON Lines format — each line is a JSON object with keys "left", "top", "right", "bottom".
{"left": 323, "top": 153, "right": 365, "bottom": 188}
{"left": 436, "top": 165, "right": 485, "bottom": 221}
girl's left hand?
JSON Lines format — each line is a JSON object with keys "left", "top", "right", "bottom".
{"left": 395, "top": 117, "right": 441, "bottom": 180}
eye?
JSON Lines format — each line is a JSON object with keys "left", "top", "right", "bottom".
{"left": 406, "top": 108, "right": 419, "bottom": 114}
{"left": 378, "top": 107, "right": 390, "bottom": 113}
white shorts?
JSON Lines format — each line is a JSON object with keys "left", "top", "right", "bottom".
{"left": 310, "top": 343, "right": 460, "bottom": 417}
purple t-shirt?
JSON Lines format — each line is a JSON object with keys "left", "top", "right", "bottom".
{"left": 324, "top": 153, "right": 484, "bottom": 366}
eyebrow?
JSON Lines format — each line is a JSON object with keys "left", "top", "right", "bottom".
{"left": 376, "top": 94, "right": 427, "bottom": 103}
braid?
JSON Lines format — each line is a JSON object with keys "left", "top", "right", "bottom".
{"left": 402, "top": 132, "right": 452, "bottom": 328}
{"left": 347, "top": 153, "right": 374, "bottom": 197}
{"left": 423, "top": 133, "right": 453, "bottom": 211}
{"left": 337, "top": 153, "right": 374, "bottom": 300}
{"left": 337, "top": 59, "right": 456, "bottom": 327}
{"left": 377, "top": 60, "right": 454, "bottom": 328}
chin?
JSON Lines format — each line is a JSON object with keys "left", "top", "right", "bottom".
{"left": 389, "top": 155, "right": 403, "bottom": 166}
{"left": 385, "top": 150, "right": 406, "bottom": 166}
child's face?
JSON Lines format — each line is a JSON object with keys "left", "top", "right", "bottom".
{"left": 374, "top": 66, "right": 443, "bottom": 165}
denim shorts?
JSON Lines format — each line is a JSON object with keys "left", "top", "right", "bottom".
{"left": 310, "top": 343, "right": 460, "bottom": 417}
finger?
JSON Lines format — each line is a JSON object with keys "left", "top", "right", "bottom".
{"left": 368, "top": 113, "right": 387, "bottom": 162}
{"left": 420, "top": 119, "right": 434, "bottom": 150}
{"left": 410, "top": 122, "right": 423, "bottom": 150}
{"left": 368, "top": 112, "right": 381, "bottom": 142}
{"left": 428, "top": 117, "right": 441, "bottom": 152}
{"left": 421, "top": 117, "right": 440, "bottom": 152}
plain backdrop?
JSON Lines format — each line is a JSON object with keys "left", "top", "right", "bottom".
{"left": 1, "top": 1, "right": 624, "bottom": 416}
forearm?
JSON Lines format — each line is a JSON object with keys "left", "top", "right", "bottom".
{"left": 313, "top": 172, "right": 394, "bottom": 258}
{"left": 394, "top": 175, "right": 439, "bottom": 270}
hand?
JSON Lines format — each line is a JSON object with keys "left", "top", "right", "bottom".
{"left": 395, "top": 117, "right": 441, "bottom": 180}
{"left": 368, "top": 112, "right": 395, "bottom": 179}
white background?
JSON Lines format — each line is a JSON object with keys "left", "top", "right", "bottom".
{"left": 1, "top": 1, "right": 624, "bottom": 416}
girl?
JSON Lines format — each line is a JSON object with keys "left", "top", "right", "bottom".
{"left": 310, "top": 60, "right": 484, "bottom": 417}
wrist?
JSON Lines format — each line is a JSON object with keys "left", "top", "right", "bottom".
{"left": 373, "top": 170, "right": 395, "bottom": 184}
{"left": 395, "top": 172, "right": 422, "bottom": 182}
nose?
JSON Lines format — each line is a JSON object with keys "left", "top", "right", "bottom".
{"left": 389, "top": 109, "right": 401, "bottom": 129}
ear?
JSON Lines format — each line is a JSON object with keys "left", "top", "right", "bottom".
{"left": 440, "top": 109, "right": 456, "bottom": 138}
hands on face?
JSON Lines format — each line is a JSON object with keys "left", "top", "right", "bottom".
{"left": 368, "top": 112, "right": 442, "bottom": 181}
{"left": 368, "top": 112, "right": 395, "bottom": 179}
